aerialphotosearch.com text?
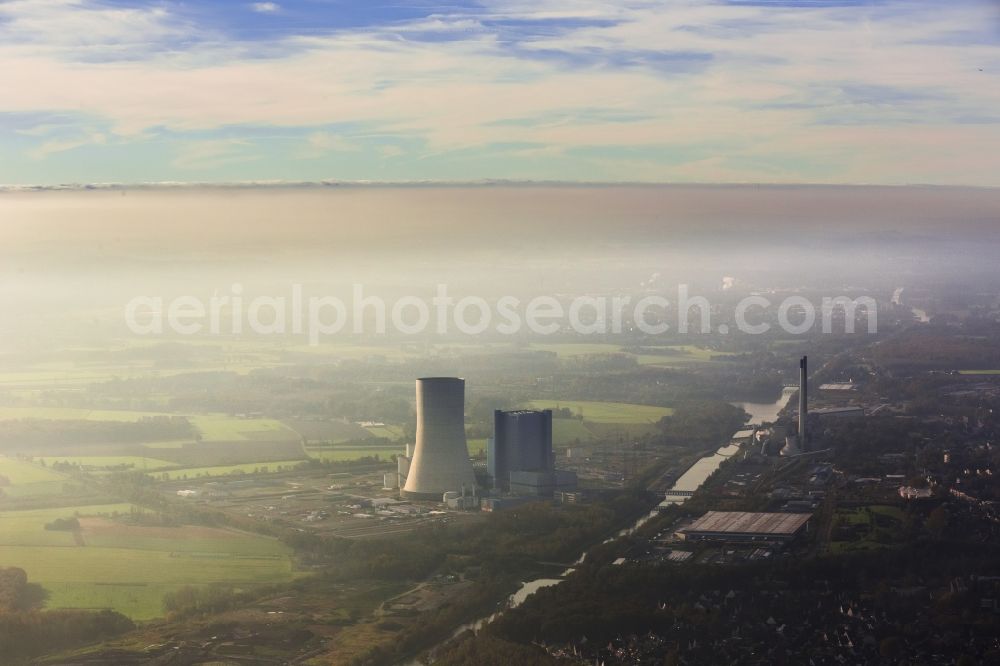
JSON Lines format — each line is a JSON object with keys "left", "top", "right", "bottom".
{"left": 124, "top": 283, "right": 877, "bottom": 345}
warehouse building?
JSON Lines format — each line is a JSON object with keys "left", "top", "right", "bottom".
{"left": 679, "top": 511, "right": 812, "bottom": 543}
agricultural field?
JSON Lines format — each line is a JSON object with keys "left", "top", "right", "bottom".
{"left": 526, "top": 400, "right": 673, "bottom": 424}
{"left": 306, "top": 447, "right": 402, "bottom": 462}
{"left": 634, "top": 344, "right": 735, "bottom": 366}
{"left": 0, "top": 407, "right": 174, "bottom": 421}
{"left": 152, "top": 460, "right": 309, "bottom": 480}
{"left": 552, "top": 418, "right": 595, "bottom": 444}
{"left": 283, "top": 342, "right": 423, "bottom": 359}
{"left": 363, "top": 424, "right": 405, "bottom": 439}
{"left": 0, "top": 363, "right": 259, "bottom": 389}
{"left": 284, "top": 418, "right": 373, "bottom": 443}
{"left": 37, "top": 456, "right": 177, "bottom": 472}
{"left": 527, "top": 342, "right": 733, "bottom": 367}
{"left": 0, "top": 456, "right": 72, "bottom": 498}
{"left": 0, "top": 503, "right": 295, "bottom": 619}
{"left": 190, "top": 414, "right": 300, "bottom": 442}
{"left": 528, "top": 343, "right": 628, "bottom": 357}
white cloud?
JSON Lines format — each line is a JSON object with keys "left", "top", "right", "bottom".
{"left": 296, "top": 131, "right": 358, "bottom": 158}
{"left": 0, "top": 0, "right": 192, "bottom": 58}
{"left": 0, "top": 0, "right": 998, "bottom": 183}
{"left": 27, "top": 131, "right": 106, "bottom": 160}
{"left": 172, "top": 139, "right": 258, "bottom": 170}
{"left": 251, "top": 2, "right": 280, "bottom": 13}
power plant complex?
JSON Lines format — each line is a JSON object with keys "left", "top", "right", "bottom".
{"left": 390, "top": 377, "right": 576, "bottom": 505}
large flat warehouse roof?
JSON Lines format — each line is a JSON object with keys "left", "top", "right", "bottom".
{"left": 683, "top": 511, "right": 811, "bottom": 537}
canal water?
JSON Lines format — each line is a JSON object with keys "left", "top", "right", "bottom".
{"left": 732, "top": 385, "right": 797, "bottom": 426}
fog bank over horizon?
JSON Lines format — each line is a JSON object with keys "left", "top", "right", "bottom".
{"left": 4, "top": 184, "right": 1000, "bottom": 254}
{"left": 2, "top": 184, "right": 999, "bottom": 338}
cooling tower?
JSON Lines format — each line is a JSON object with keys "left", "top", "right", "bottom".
{"left": 401, "top": 377, "right": 477, "bottom": 500}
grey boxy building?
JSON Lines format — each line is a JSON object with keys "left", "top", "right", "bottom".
{"left": 488, "top": 409, "right": 554, "bottom": 490}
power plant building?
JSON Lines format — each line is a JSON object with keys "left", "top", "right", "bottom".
{"left": 401, "top": 378, "right": 477, "bottom": 500}
{"left": 488, "top": 409, "right": 554, "bottom": 490}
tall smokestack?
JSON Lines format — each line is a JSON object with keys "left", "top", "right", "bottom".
{"left": 402, "top": 377, "right": 477, "bottom": 500}
{"left": 799, "top": 356, "right": 808, "bottom": 447}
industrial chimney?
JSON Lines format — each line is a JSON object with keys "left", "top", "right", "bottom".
{"left": 401, "top": 377, "right": 477, "bottom": 500}
{"left": 798, "top": 356, "right": 808, "bottom": 448}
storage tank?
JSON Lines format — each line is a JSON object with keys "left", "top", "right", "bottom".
{"left": 397, "top": 454, "right": 411, "bottom": 486}
{"left": 401, "top": 377, "right": 477, "bottom": 499}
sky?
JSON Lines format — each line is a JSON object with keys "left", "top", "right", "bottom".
{"left": 0, "top": 0, "right": 998, "bottom": 186}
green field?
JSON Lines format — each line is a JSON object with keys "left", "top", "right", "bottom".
{"left": 37, "top": 456, "right": 177, "bottom": 471}
{"left": 467, "top": 438, "right": 487, "bottom": 457}
{"left": 528, "top": 343, "right": 628, "bottom": 357}
{"left": 0, "top": 407, "right": 301, "bottom": 443}
{"left": 552, "top": 418, "right": 595, "bottom": 444}
{"left": 0, "top": 457, "right": 69, "bottom": 484}
{"left": 528, "top": 342, "right": 731, "bottom": 367}
{"left": 0, "top": 407, "right": 173, "bottom": 421}
{"left": 526, "top": 400, "right": 674, "bottom": 424}
{"left": 829, "top": 505, "right": 906, "bottom": 554}
{"left": 190, "top": 414, "right": 300, "bottom": 441}
{"left": 306, "top": 448, "right": 402, "bottom": 462}
{"left": 0, "top": 503, "right": 295, "bottom": 619}
{"left": 634, "top": 344, "right": 735, "bottom": 366}
{"left": 0, "top": 503, "right": 134, "bottom": 546}
{"left": 0, "top": 344, "right": 288, "bottom": 388}
{"left": 0, "top": 457, "right": 72, "bottom": 498}
{"left": 153, "top": 460, "right": 309, "bottom": 480}
{"left": 363, "top": 424, "right": 405, "bottom": 439}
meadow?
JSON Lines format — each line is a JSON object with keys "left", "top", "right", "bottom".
{"left": 552, "top": 418, "right": 596, "bottom": 444}
{"left": 36, "top": 456, "right": 177, "bottom": 471}
{"left": 189, "top": 414, "right": 301, "bottom": 441}
{"left": 152, "top": 460, "right": 309, "bottom": 480}
{"left": 0, "top": 406, "right": 302, "bottom": 444}
{"left": 828, "top": 505, "right": 906, "bottom": 554}
{"left": 529, "top": 342, "right": 732, "bottom": 367}
{"left": 0, "top": 407, "right": 173, "bottom": 421}
{"left": 526, "top": 400, "right": 674, "bottom": 424}
{"left": 305, "top": 447, "right": 403, "bottom": 462}
{"left": 0, "top": 502, "right": 295, "bottom": 620}
{"left": 363, "top": 424, "right": 405, "bottom": 439}
{"left": 0, "top": 456, "right": 73, "bottom": 498}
